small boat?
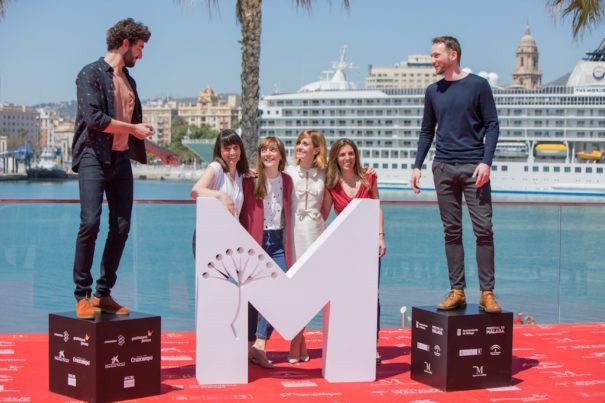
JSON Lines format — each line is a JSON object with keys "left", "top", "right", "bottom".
{"left": 495, "top": 142, "right": 529, "bottom": 158}
{"left": 535, "top": 143, "right": 567, "bottom": 158}
{"left": 27, "top": 149, "right": 68, "bottom": 179}
{"left": 577, "top": 150, "right": 604, "bottom": 161}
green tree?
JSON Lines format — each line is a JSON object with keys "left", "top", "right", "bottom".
{"left": 167, "top": 115, "right": 218, "bottom": 163}
{"left": 548, "top": 0, "right": 604, "bottom": 39}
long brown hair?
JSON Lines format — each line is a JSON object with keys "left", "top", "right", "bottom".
{"left": 294, "top": 129, "right": 327, "bottom": 169}
{"left": 212, "top": 129, "right": 249, "bottom": 176}
{"left": 253, "top": 137, "right": 287, "bottom": 199}
{"left": 326, "top": 138, "right": 368, "bottom": 190}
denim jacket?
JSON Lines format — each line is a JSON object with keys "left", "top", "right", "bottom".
{"left": 71, "top": 57, "right": 147, "bottom": 172}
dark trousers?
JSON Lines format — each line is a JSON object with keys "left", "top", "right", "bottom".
{"left": 73, "top": 150, "right": 133, "bottom": 300}
{"left": 432, "top": 162, "right": 495, "bottom": 291}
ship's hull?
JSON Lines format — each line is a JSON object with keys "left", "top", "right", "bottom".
{"left": 26, "top": 168, "right": 68, "bottom": 180}
{"left": 375, "top": 159, "right": 605, "bottom": 196}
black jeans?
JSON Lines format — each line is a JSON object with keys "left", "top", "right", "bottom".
{"left": 73, "top": 150, "right": 133, "bottom": 300}
{"left": 432, "top": 162, "right": 495, "bottom": 291}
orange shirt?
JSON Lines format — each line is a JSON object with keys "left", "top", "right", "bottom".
{"left": 111, "top": 71, "right": 135, "bottom": 151}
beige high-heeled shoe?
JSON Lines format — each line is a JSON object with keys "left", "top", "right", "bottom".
{"left": 288, "top": 331, "right": 303, "bottom": 363}
{"left": 299, "top": 333, "right": 310, "bottom": 362}
{"left": 288, "top": 330, "right": 310, "bottom": 363}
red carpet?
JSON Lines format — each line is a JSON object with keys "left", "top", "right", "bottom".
{"left": 1, "top": 323, "right": 604, "bottom": 402}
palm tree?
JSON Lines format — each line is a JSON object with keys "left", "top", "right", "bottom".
{"left": 187, "top": 0, "right": 349, "bottom": 161}
{"left": 547, "top": 0, "right": 604, "bottom": 39}
{"left": 238, "top": 0, "right": 351, "bottom": 160}
{"left": 236, "top": 0, "right": 263, "bottom": 162}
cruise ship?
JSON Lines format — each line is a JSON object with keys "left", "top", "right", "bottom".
{"left": 257, "top": 42, "right": 605, "bottom": 197}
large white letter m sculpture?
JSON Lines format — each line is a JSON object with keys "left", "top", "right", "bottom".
{"left": 195, "top": 197, "right": 379, "bottom": 384}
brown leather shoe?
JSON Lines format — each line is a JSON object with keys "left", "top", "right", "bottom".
{"left": 479, "top": 291, "right": 502, "bottom": 313}
{"left": 437, "top": 289, "right": 466, "bottom": 310}
{"left": 92, "top": 295, "right": 129, "bottom": 315}
{"left": 76, "top": 298, "right": 94, "bottom": 319}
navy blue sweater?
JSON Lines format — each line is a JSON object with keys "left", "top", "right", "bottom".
{"left": 413, "top": 74, "right": 499, "bottom": 168}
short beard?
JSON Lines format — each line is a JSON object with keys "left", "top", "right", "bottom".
{"left": 123, "top": 47, "right": 136, "bottom": 68}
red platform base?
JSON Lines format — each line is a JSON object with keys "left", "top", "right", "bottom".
{"left": 0, "top": 323, "right": 604, "bottom": 402}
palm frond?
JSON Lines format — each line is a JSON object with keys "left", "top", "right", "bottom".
{"left": 547, "top": 0, "right": 604, "bottom": 39}
{"left": 0, "top": 0, "right": 9, "bottom": 19}
{"left": 177, "top": 0, "right": 219, "bottom": 18}
{"left": 295, "top": 0, "right": 350, "bottom": 13}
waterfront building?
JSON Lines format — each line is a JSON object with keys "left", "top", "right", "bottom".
{"left": 512, "top": 25, "right": 542, "bottom": 89}
{"left": 35, "top": 106, "right": 75, "bottom": 162}
{"left": 365, "top": 55, "right": 440, "bottom": 89}
{"left": 0, "top": 103, "right": 40, "bottom": 154}
{"left": 142, "top": 99, "right": 178, "bottom": 146}
{"left": 37, "top": 108, "right": 54, "bottom": 151}
{"left": 52, "top": 121, "right": 75, "bottom": 163}
{"left": 177, "top": 87, "right": 241, "bottom": 131}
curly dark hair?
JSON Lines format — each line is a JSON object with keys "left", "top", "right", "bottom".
{"left": 106, "top": 18, "right": 151, "bottom": 51}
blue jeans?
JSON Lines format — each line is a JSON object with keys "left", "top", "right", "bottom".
{"left": 254, "top": 229, "right": 288, "bottom": 340}
{"left": 73, "top": 150, "right": 133, "bottom": 300}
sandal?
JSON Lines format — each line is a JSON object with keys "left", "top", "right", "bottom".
{"left": 249, "top": 346, "right": 275, "bottom": 369}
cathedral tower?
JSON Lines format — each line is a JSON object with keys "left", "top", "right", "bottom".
{"left": 513, "top": 25, "right": 542, "bottom": 89}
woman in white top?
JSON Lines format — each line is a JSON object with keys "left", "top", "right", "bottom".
{"left": 286, "top": 130, "right": 328, "bottom": 262}
{"left": 190, "top": 129, "right": 249, "bottom": 216}
{"left": 285, "top": 129, "right": 328, "bottom": 363}
{"left": 285, "top": 130, "right": 375, "bottom": 363}
{"left": 190, "top": 129, "right": 250, "bottom": 259}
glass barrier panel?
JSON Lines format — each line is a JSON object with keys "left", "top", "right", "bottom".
{"left": 1, "top": 200, "right": 604, "bottom": 333}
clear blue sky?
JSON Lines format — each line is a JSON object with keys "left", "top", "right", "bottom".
{"left": 0, "top": 0, "right": 601, "bottom": 105}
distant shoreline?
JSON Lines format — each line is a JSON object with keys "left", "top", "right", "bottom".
{"left": 131, "top": 164, "right": 205, "bottom": 182}
{"left": 0, "top": 164, "right": 206, "bottom": 183}
{"left": 0, "top": 173, "right": 28, "bottom": 181}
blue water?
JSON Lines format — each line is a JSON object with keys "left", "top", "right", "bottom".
{"left": 1, "top": 179, "right": 604, "bottom": 333}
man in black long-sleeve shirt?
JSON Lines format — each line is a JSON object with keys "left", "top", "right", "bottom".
{"left": 410, "top": 36, "right": 501, "bottom": 313}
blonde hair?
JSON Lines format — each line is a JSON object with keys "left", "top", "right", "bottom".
{"left": 326, "top": 138, "right": 369, "bottom": 191}
{"left": 253, "top": 137, "right": 287, "bottom": 199}
{"left": 294, "top": 129, "right": 327, "bottom": 169}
